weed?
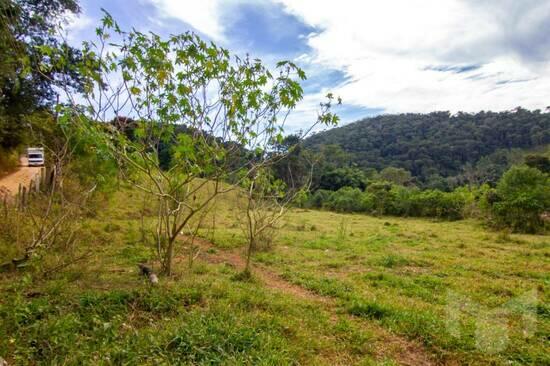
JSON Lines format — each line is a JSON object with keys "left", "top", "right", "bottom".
{"left": 347, "top": 300, "right": 392, "bottom": 320}
{"left": 103, "top": 223, "right": 121, "bottom": 233}
{"left": 231, "top": 269, "right": 255, "bottom": 282}
{"left": 378, "top": 254, "right": 409, "bottom": 268}
{"left": 336, "top": 218, "right": 349, "bottom": 241}
{"left": 496, "top": 229, "right": 512, "bottom": 243}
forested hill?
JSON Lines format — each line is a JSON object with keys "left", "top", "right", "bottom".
{"left": 304, "top": 108, "right": 550, "bottom": 183}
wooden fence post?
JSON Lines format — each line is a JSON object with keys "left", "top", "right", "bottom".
{"left": 22, "top": 186, "right": 27, "bottom": 209}
{"left": 49, "top": 168, "right": 55, "bottom": 192}
{"left": 17, "top": 183, "right": 22, "bottom": 210}
{"left": 2, "top": 196, "right": 7, "bottom": 218}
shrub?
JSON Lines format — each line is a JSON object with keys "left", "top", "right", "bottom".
{"left": 306, "top": 181, "right": 472, "bottom": 220}
{"left": 408, "top": 189, "right": 466, "bottom": 220}
{"left": 366, "top": 181, "right": 394, "bottom": 215}
{"left": 489, "top": 165, "right": 550, "bottom": 233}
{"left": 325, "top": 187, "right": 365, "bottom": 212}
{"left": 306, "top": 189, "right": 333, "bottom": 209}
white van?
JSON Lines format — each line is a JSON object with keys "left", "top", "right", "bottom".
{"left": 27, "top": 147, "right": 45, "bottom": 166}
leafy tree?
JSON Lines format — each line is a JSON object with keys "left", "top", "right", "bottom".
{"left": 365, "top": 181, "right": 394, "bottom": 215}
{"left": 525, "top": 154, "right": 550, "bottom": 174}
{"left": 238, "top": 168, "right": 292, "bottom": 276}
{"left": 319, "top": 167, "right": 368, "bottom": 191}
{"left": 305, "top": 180, "right": 476, "bottom": 220}
{"left": 57, "top": 14, "right": 338, "bottom": 275}
{"left": 464, "top": 149, "right": 523, "bottom": 186}
{"left": 271, "top": 134, "right": 314, "bottom": 190}
{"left": 490, "top": 166, "right": 550, "bottom": 233}
{"left": 0, "top": 0, "right": 84, "bottom": 149}
{"left": 379, "top": 166, "right": 412, "bottom": 186}
{"left": 325, "top": 187, "right": 366, "bottom": 212}
{"left": 424, "top": 173, "right": 449, "bottom": 191}
{"left": 318, "top": 144, "right": 352, "bottom": 169}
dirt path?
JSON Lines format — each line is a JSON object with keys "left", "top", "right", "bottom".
{"left": 182, "top": 236, "right": 437, "bottom": 366}
{"left": 0, "top": 157, "right": 41, "bottom": 199}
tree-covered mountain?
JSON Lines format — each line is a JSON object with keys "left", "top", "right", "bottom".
{"left": 304, "top": 108, "right": 550, "bottom": 186}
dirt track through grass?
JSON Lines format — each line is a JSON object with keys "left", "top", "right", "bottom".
{"left": 186, "top": 235, "right": 436, "bottom": 366}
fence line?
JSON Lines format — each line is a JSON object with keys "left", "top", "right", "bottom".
{"left": 14, "top": 167, "right": 55, "bottom": 210}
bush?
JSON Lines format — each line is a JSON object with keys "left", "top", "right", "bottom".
{"left": 408, "top": 189, "right": 466, "bottom": 220}
{"left": 305, "top": 181, "right": 472, "bottom": 220}
{"left": 488, "top": 165, "right": 550, "bottom": 233}
{"left": 325, "top": 187, "right": 366, "bottom": 212}
{"left": 306, "top": 189, "right": 333, "bottom": 209}
{"left": 318, "top": 167, "right": 368, "bottom": 191}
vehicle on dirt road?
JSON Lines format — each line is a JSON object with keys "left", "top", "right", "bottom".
{"left": 27, "top": 147, "right": 45, "bottom": 166}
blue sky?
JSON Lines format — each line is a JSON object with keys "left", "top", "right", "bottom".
{"left": 67, "top": 0, "right": 550, "bottom": 130}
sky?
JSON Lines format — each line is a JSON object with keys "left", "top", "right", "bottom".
{"left": 67, "top": 0, "right": 550, "bottom": 129}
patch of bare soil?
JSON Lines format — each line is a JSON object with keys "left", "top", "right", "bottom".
{"left": 181, "top": 235, "right": 437, "bottom": 366}
{"left": 0, "top": 157, "right": 41, "bottom": 200}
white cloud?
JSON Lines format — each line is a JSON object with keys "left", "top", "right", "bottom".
{"left": 146, "top": 0, "right": 267, "bottom": 42}
{"left": 146, "top": 0, "right": 228, "bottom": 40}
{"left": 64, "top": 12, "right": 94, "bottom": 42}
{"left": 275, "top": 0, "right": 550, "bottom": 115}
{"left": 141, "top": 0, "right": 550, "bottom": 122}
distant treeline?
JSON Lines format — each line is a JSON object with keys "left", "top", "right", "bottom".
{"left": 304, "top": 109, "right": 550, "bottom": 186}
{"left": 267, "top": 117, "right": 550, "bottom": 232}
{"left": 300, "top": 164, "right": 549, "bottom": 233}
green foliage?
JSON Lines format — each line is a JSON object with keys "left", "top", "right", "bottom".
{"left": 0, "top": 0, "right": 84, "bottom": 150}
{"left": 305, "top": 110, "right": 550, "bottom": 185}
{"left": 378, "top": 167, "right": 412, "bottom": 186}
{"left": 347, "top": 301, "right": 392, "bottom": 320}
{"left": 467, "top": 149, "right": 524, "bottom": 186}
{"left": 0, "top": 146, "right": 19, "bottom": 175}
{"left": 325, "top": 187, "right": 366, "bottom": 212}
{"left": 488, "top": 166, "right": 550, "bottom": 233}
{"left": 62, "top": 13, "right": 339, "bottom": 276}
{"left": 319, "top": 167, "right": 368, "bottom": 191}
{"left": 306, "top": 183, "right": 473, "bottom": 220}
{"left": 525, "top": 154, "right": 550, "bottom": 174}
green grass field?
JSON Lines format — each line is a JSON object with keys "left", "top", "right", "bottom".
{"left": 1, "top": 187, "right": 548, "bottom": 365}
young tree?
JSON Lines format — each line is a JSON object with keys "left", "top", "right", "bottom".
{"left": 238, "top": 161, "right": 314, "bottom": 276}
{"left": 56, "top": 14, "right": 339, "bottom": 275}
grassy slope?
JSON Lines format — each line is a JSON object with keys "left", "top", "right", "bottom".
{"left": 1, "top": 186, "right": 548, "bottom": 365}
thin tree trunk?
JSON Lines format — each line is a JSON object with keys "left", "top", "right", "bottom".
{"left": 245, "top": 238, "right": 254, "bottom": 273}
{"left": 164, "top": 241, "right": 173, "bottom": 276}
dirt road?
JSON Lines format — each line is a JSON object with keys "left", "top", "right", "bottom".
{"left": 0, "top": 157, "right": 42, "bottom": 198}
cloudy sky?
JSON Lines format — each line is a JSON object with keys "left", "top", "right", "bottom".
{"left": 69, "top": 0, "right": 550, "bottom": 128}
